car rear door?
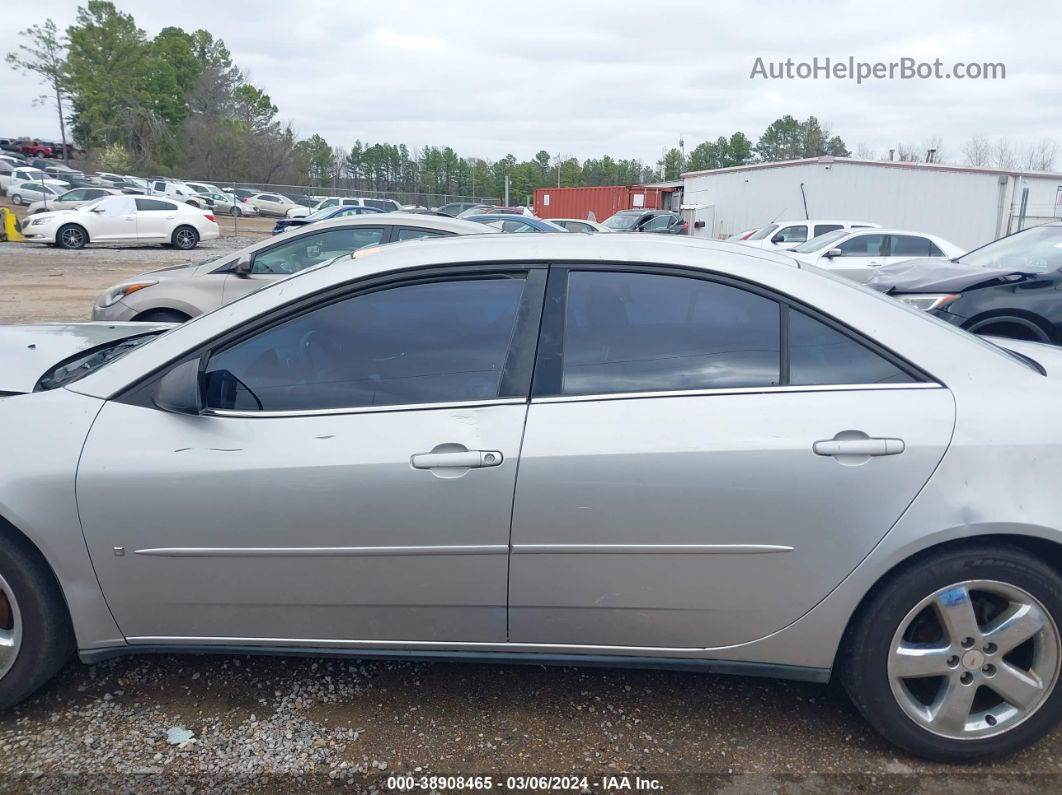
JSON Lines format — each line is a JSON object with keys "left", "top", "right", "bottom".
{"left": 507, "top": 265, "right": 953, "bottom": 649}
{"left": 134, "top": 198, "right": 179, "bottom": 240}
{"left": 77, "top": 266, "right": 546, "bottom": 644}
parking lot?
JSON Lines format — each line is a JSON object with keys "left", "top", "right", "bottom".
{"left": 1, "top": 195, "right": 1062, "bottom": 791}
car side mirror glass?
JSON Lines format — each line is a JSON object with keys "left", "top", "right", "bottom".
{"left": 235, "top": 254, "right": 252, "bottom": 276}
{"left": 771, "top": 234, "right": 785, "bottom": 244}
{"left": 152, "top": 358, "right": 202, "bottom": 415}
{"left": 825, "top": 248, "right": 843, "bottom": 258}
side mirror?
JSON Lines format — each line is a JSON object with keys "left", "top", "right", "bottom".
{"left": 825, "top": 248, "right": 843, "bottom": 258}
{"left": 771, "top": 234, "right": 786, "bottom": 244}
{"left": 152, "top": 358, "right": 202, "bottom": 415}
{"left": 235, "top": 254, "right": 252, "bottom": 277}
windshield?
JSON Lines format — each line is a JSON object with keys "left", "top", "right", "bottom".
{"left": 748, "top": 224, "right": 779, "bottom": 241}
{"left": 958, "top": 224, "right": 1062, "bottom": 273}
{"left": 793, "top": 229, "right": 849, "bottom": 253}
{"left": 35, "top": 333, "right": 162, "bottom": 391}
{"left": 603, "top": 213, "right": 641, "bottom": 230}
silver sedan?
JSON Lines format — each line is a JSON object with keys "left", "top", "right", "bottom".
{"left": 1, "top": 234, "right": 1061, "bottom": 762}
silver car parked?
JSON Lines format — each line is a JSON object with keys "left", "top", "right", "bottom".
{"left": 4, "top": 234, "right": 1062, "bottom": 762}
{"left": 92, "top": 213, "right": 495, "bottom": 322}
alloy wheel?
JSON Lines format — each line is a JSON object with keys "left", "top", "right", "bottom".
{"left": 174, "top": 229, "right": 197, "bottom": 249}
{"left": 888, "top": 580, "right": 1060, "bottom": 740}
{"left": 60, "top": 227, "right": 84, "bottom": 248}
{"left": 0, "top": 571, "right": 22, "bottom": 681}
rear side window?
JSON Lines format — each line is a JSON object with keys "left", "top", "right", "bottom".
{"left": 204, "top": 276, "right": 528, "bottom": 412}
{"left": 788, "top": 310, "right": 914, "bottom": 385}
{"left": 560, "top": 271, "right": 781, "bottom": 395}
{"left": 813, "top": 224, "right": 843, "bottom": 236}
{"left": 889, "top": 235, "right": 935, "bottom": 257}
{"left": 136, "top": 198, "right": 177, "bottom": 211}
{"left": 364, "top": 199, "right": 395, "bottom": 211}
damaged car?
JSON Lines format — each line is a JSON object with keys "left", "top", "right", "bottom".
{"left": 867, "top": 222, "right": 1062, "bottom": 344}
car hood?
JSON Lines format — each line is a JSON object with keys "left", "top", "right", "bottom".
{"left": 866, "top": 257, "right": 1033, "bottom": 293}
{"left": 0, "top": 322, "right": 171, "bottom": 394}
{"left": 24, "top": 208, "right": 85, "bottom": 223}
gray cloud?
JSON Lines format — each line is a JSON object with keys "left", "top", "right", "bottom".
{"left": 2, "top": 0, "right": 1060, "bottom": 163}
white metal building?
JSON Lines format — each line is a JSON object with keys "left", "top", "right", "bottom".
{"left": 681, "top": 157, "right": 1062, "bottom": 250}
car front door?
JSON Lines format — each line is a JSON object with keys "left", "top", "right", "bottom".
{"left": 508, "top": 266, "right": 953, "bottom": 648}
{"left": 87, "top": 195, "right": 138, "bottom": 241}
{"left": 770, "top": 224, "right": 809, "bottom": 249}
{"left": 77, "top": 266, "right": 545, "bottom": 643}
{"left": 222, "top": 225, "right": 389, "bottom": 305}
{"left": 817, "top": 232, "right": 889, "bottom": 282}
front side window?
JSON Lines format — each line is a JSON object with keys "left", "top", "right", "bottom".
{"left": 204, "top": 275, "right": 528, "bottom": 412}
{"left": 251, "top": 228, "right": 386, "bottom": 275}
{"left": 837, "top": 233, "right": 887, "bottom": 257}
{"left": 773, "top": 225, "right": 808, "bottom": 244}
{"left": 396, "top": 227, "right": 450, "bottom": 241}
{"left": 560, "top": 271, "right": 781, "bottom": 395}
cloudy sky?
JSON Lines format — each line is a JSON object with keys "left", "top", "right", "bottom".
{"left": 2, "top": 0, "right": 1059, "bottom": 164}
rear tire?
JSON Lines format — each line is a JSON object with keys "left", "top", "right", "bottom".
{"left": 171, "top": 225, "right": 199, "bottom": 250}
{"left": 230, "top": 206, "right": 241, "bottom": 217}
{"left": 56, "top": 224, "right": 87, "bottom": 249}
{"left": 0, "top": 532, "right": 75, "bottom": 710}
{"left": 841, "top": 544, "right": 1062, "bottom": 761}
{"left": 10, "top": 194, "right": 23, "bottom": 206}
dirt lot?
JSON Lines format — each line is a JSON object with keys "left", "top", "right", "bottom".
{"left": 0, "top": 197, "right": 274, "bottom": 323}
{"left": 2, "top": 196, "right": 1062, "bottom": 792}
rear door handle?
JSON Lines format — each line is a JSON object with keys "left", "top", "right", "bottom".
{"left": 411, "top": 450, "right": 503, "bottom": 469}
{"left": 813, "top": 438, "right": 905, "bottom": 457}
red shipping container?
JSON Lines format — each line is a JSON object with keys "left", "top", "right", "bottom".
{"left": 533, "top": 186, "right": 631, "bottom": 221}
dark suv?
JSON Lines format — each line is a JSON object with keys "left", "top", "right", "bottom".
{"left": 602, "top": 210, "right": 688, "bottom": 234}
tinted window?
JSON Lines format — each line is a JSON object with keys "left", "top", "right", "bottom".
{"left": 773, "top": 225, "right": 808, "bottom": 244}
{"left": 204, "top": 276, "right": 527, "bottom": 411}
{"left": 396, "top": 227, "right": 451, "bottom": 241}
{"left": 642, "top": 214, "right": 672, "bottom": 231}
{"left": 748, "top": 224, "right": 779, "bottom": 241}
{"left": 61, "top": 189, "right": 86, "bottom": 201}
{"left": 837, "top": 233, "right": 887, "bottom": 257}
{"left": 560, "top": 271, "right": 780, "bottom": 395}
{"left": 136, "top": 198, "right": 177, "bottom": 211}
{"left": 364, "top": 199, "right": 394, "bottom": 211}
{"left": 928, "top": 242, "right": 945, "bottom": 257}
{"left": 789, "top": 310, "right": 914, "bottom": 385}
{"left": 813, "top": 224, "right": 843, "bottom": 236}
{"left": 501, "top": 220, "right": 537, "bottom": 233}
{"left": 252, "top": 227, "right": 386, "bottom": 274}
{"left": 889, "top": 235, "right": 934, "bottom": 257}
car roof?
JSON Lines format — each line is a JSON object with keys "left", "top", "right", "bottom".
{"left": 770, "top": 219, "right": 882, "bottom": 226}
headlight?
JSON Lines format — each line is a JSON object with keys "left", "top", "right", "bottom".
{"left": 98, "top": 280, "right": 159, "bottom": 307}
{"left": 894, "top": 293, "right": 960, "bottom": 311}
{"left": 29, "top": 217, "right": 53, "bottom": 226}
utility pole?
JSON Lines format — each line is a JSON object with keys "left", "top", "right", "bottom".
{"left": 504, "top": 175, "right": 510, "bottom": 207}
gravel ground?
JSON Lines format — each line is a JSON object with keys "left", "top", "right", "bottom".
{"left": 3, "top": 197, "right": 1062, "bottom": 793}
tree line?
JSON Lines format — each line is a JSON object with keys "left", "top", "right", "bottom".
{"left": 8, "top": 2, "right": 867, "bottom": 201}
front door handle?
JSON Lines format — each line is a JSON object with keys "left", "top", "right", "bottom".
{"left": 411, "top": 450, "right": 503, "bottom": 469}
{"left": 813, "top": 438, "right": 905, "bottom": 457}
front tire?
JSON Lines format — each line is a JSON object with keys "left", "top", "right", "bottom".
{"left": 841, "top": 544, "right": 1062, "bottom": 761}
{"left": 230, "top": 206, "right": 241, "bottom": 217}
{"left": 56, "top": 224, "right": 87, "bottom": 249}
{"left": 0, "top": 532, "right": 75, "bottom": 710}
{"left": 171, "top": 225, "right": 199, "bottom": 250}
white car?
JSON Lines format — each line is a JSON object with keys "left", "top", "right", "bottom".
{"left": 7, "top": 182, "right": 64, "bottom": 206}
{"left": 147, "top": 179, "right": 207, "bottom": 208}
{"left": 248, "top": 192, "right": 303, "bottom": 217}
{"left": 743, "top": 220, "right": 881, "bottom": 251}
{"left": 286, "top": 196, "right": 401, "bottom": 218}
{"left": 789, "top": 228, "right": 965, "bottom": 283}
{"left": 551, "top": 218, "right": 612, "bottom": 233}
{"left": 0, "top": 166, "right": 68, "bottom": 194}
{"left": 26, "top": 187, "right": 119, "bottom": 214}
{"left": 21, "top": 195, "right": 220, "bottom": 250}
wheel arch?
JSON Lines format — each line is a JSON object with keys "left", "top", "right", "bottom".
{"left": 963, "top": 309, "right": 1056, "bottom": 344}
{"left": 56, "top": 221, "right": 90, "bottom": 245}
{"left": 834, "top": 532, "right": 1062, "bottom": 676}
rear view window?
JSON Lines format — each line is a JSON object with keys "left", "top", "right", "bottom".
{"left": 560, "top": 271, "right": 781, "bottom": 395}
